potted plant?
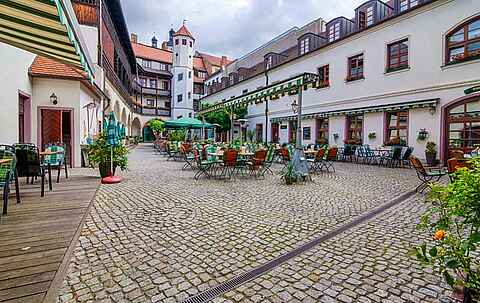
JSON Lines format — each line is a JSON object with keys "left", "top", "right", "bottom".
{"left": 425, "top": 141, "right": 437, "bottom": 166}
{"left": 283, "top": 162, "right": 296, "bottom": 185}
{"left": 412, "top": 158, "right": 480, "bottom": 302}
{"left": 368, "top": 132, "right": 376, "bottom": 140}
{"left": 87, "top": 132, "right": 129, "bottom": 178}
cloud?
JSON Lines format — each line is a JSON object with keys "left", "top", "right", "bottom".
{"left": 119, "top": 0, "right": 366, "bottom": 59}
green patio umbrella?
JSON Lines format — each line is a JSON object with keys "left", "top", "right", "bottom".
{"left": 103, "top": 112, "right": 122, "bottom": 183}
{"left": 120, "top": 124, "right": 126, "bottom": 139}
{"left": 165, "top": 117, "right": 213, "bottom": 129}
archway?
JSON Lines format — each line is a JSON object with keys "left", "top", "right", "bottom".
{"left": 121, "top": 108, "right": 127, "bottom": 124}
{"left": 142, "top": 125, "right": 155, "bottom": 142}
{"left": 131, "top": 118, "right": 142, "bottom": 137}
{"left": 442, "top": 93, "right": 480, "bottom": 162}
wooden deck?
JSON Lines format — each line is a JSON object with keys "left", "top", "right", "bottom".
{"left": 0, "top": 172, "right": 99, "bottom": 303}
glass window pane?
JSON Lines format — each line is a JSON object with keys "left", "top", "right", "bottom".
{"left": 449, "top": 28, "right": 465, "bottom": 43}
{"left": 449, "top": 46, "right": 465, "bottom": 61}
{"left": 399, "top": 129, "right": 408, "bottom": 137}
{"left": 467, "top": 41, "right": 480, "bottom": 55}
{"left": 468, "top": 20, "right": 480, "bottom": 39}
{"left": 450, "top": 123, "right": 465, "bottom": 131}
{"left": 466, "top": 100, "right": 480, "bottom": 113}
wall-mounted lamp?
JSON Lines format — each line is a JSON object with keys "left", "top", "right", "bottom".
{"left": 291, "top": 97, "right": 299, "bottom": 114}
{"left": 50, "top": 93, "right": 58, "bottom": 105}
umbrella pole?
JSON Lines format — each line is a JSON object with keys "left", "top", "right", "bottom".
{"left": 110, "top": 146, "right": 113, "bottom": 176}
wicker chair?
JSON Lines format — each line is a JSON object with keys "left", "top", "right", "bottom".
{"left": 247, "top": 149, "right": 267, "bottom": 178}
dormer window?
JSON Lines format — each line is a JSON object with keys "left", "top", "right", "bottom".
{"left": 400, "top": 0, "right": 419, "bottom": 12}
{"left": 328, "top": 23, "right": 340, "bottom": 42}
{"left": 229, "top": 74, "right": 235, "bottom": 85}
{"left": 299, "top": 37, "right": 310, "bottom": 55}
{"left": 265, "top": 55, "right": 273, "bottom": 69}
{"left": 366, "top": 6, "right": 374, "bottom": 26}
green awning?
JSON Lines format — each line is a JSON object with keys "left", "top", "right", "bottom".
{"left": 165, "top": 117, "right": 213, "bottom": 129}
{"left": 198, "top": 72, "right": 319, "bottom": 115}
{"left": 271, "top": 98, "right": 439, "bottom": 123}
{"left": 0, "top": 0, "right": 94, "bottom": 79}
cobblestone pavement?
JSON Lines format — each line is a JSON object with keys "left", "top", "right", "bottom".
{"left": 57, "top": 144, "right": 450, "bottom": 302}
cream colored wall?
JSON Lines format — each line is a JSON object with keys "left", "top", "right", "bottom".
{"left": 0, "top": 43, "right": 35, "bottom": 144}
{"left": 363, "top": 112, "right": 384, "bottom": 148}
{"left": 31, "top": 78, "right": 84, "bottom": 166}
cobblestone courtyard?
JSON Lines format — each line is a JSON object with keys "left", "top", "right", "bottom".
{"left": 57, "top": 144, "right": 450, "bottom": 302}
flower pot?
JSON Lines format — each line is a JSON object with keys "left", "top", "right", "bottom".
{"left": 99, "top": 162, "right": 117, "bottom": 178}
{"left": 425, "top": 152, "right": 437, "bottom": 166}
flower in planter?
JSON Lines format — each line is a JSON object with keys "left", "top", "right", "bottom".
{"left": 368, "top": 132, "right": 376, "bottom": 140}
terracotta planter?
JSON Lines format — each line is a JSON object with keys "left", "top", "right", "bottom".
{"left": 99, "top": 162, "right": 117, "bottom": 178}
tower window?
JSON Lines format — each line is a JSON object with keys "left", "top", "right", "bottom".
{"left": 189, "top": 41, "right": 192, "bottom": 47}
{"left": 177, "top": 94, "right": 183, "bottom": 102}
{"left": 188, "top": 92, "right": 191, "bottom": 99}
{"left": 178, "top": 73, "right": 183, "bottom": 81}
{"left": 175, "top": 39, "right": 179, "bottom": 45}
{"left": 189, "top": 71, "right": 192, "bottom": 78}
{"left": 182, "top": 39, "right": 187, "bottom": 45}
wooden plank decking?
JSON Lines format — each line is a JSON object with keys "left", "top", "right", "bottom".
{"left": 0, "top": 172, "right": 99, "bottom": 303}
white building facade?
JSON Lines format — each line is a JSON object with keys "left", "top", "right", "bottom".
{"left": 172, "top": 25, "right": 196, "bottom": 119}
{"left": 200, "top": 0, "right": 480, "bottom": 163}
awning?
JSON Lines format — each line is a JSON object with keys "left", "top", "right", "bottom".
{"left": 165, "top": 117, "right": 214, "bottom": 129}
{"left": 0, "top": 0, "right": 94, "bottom": 79}
{"left": 271, "top": 98, "right": 439, "bottom": 123}
{"left": 197, "top": 72, "right": 319, "bottom": 115}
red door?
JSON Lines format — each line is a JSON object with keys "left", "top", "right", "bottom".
{"left": 271, "top": 123, "right": 279, "bottom": 143}
{"left": 41, "top": 109, "right": 73, "bottom": 166}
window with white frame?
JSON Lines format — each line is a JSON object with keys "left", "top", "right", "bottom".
{"left": 299, "top": 37, "right": 310, "bottom": 55}
{"left": 366, "top": 6, "right": 374, "bottom": 26}
{"left": 266, "top": 55, "right": 273, "bottom": 69}
{"left": 400, "top": 0, "right": 419, "bottom": 12}
{"left": 143, "top": 60, "right": 151, "bottom": 68}
{"left": 328, "top": 23, "right": 341, "bottom": 42}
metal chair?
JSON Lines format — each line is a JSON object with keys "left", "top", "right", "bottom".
{"left": 307, "top": 148, "right": 325, "bottom": 174}
{"left": 0, "top": 147, "right": 20, "bottom": 215}
{"left": 43, "top": 142, "right": 68, "bottom": 183}
{"left": 15, "top": 144, "right": 48, "bottom": 196}
{"left": 323, "top": 147, "right": 338, "bottom": 172}
{"left": 409, "top": 156, "right": 446, "bottom": 193}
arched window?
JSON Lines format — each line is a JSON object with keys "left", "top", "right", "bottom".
{"left": 446, "top": 16, "right": 480, "bottom": 64}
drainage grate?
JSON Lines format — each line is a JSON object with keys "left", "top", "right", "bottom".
{"left": 181, "top": 190, "right": 416, "bottom": 303}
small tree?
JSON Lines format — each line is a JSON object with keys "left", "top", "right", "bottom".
{"left": 149, "top": 119, "right": 165, "bottom": 139}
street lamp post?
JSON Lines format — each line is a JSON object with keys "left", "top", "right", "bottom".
{"left": 291, "top": 87, "right": 303, "bottom": 149}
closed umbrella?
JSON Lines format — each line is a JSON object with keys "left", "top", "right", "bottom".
{"left": 103, "top": 112, "right": 122, "bottom": 184}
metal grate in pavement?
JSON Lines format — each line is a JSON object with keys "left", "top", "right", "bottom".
{"left": 181, "top": 190, "right": 416, "bottom": 303}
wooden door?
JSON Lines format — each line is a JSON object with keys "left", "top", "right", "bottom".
{"left": 41, "top": 109, "right": 62, "bottom": 145}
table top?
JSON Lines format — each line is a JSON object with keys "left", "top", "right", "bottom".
{"left": 40, "top": 150, "right": 62, "bottom": 156}
{"left": 304, "top": 150, "right": 317, "bottom": 154}
{"left": 0, "top": 159, "right": 12, "bottom": 164}
{"left": 208, "top": 152, "right": 225, "bottom": 157}
{"left": 238, "top": 152, "right": 254, "bottom": 156}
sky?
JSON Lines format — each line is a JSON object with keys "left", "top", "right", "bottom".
{"left": 119, "top": 0, "right": 366, "bottom": 59}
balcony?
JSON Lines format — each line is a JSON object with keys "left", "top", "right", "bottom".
{"left": 139, "top": 86, "right": 171, "bottom": 97}
{"left": 141, "top": 107, "right": 171, "bottom": 116}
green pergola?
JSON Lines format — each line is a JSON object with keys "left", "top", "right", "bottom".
{"left": 197, "top": 72, "right": 319, "bottom": 147}
{"left": 0, "top": 0, "right": 94, "bottom": 79}
{"left": 197, "top": 73, "right": 319, "bottom": 116}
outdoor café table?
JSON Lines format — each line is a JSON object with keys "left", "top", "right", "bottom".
{"left": 0, "top": 158, "right": 12, "bottom": 165}
{"left": 304, "top": 150, "right": 317, "bottom": 158}
{"left": 40, "top": 150, "right": 62, "bottom": 190}
{"left": 207, "top": 152, "right": 225, "bottom": 178}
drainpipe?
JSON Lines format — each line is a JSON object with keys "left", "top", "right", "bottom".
{"left": 264, "top": 70, "right": 269, "bottom": 145}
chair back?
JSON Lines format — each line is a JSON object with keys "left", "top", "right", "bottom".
{"left": 315, "top": 149, "right": 325, "bottom": 161}
{"left": 43, "top": 145, "right": 65, "bottom": 166}
{"left": 14, "top": 144, "right": 41, "bottom": 177}
{"left": 402, "top": 147, "right": 414, "bottom": 160}
{"left": 451, "top": 150, "right": 464, "bottom": 160}
{"left": 0, "top": 149, "right": 16, "bottom": 184}
{"left": 391, "top": 147, "right": 402, "bottom": 160}
{"left": 223, "top": 149, "right": 238, "bottom": 167}
{"left": 281, "top": 148, "right": 290, "bottom": 161}
{"left": 206, "top": 145, "right": 217, "bottom": 162}
{"left": 343, "top": 145, "right": 352, "bottom": 156}
{"left": 266, "top": 147, "right": 275, "bottom": 163}
{"left": 327, "top": 147, "right": 338, "bottom": 160}
{"left": 447, "top": 158, "right": 469, "bottom": 174}
{"left": 253, "top": 149, "right": 267, "bottom": 166}
{"left": 409, "top": 156, "right": 427, "bottom": 176}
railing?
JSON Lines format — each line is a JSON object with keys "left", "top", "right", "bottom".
{"left": 139, "top": 87, "right": 171, "bottom": 97}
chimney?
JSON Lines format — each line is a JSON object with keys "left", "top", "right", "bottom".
{"left": 161, "top": 41, "right": 168, "bottom": 50}
{"left": 151, "top": 36, "right": 158, "bottom": 48}
{"left": 221, "top": 56, "right": 227, "bottom": 66}
{"left": 130, "top": 33, "right": 138, "bottom": 43}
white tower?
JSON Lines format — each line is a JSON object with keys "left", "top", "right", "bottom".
{"left": 172, "top": 24, "right": 195, "bottom": 119}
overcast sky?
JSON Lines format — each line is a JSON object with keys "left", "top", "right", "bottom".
{"left": 119, "top": 0, "right": 365, "bottom": 59}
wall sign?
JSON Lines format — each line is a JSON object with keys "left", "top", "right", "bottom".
{"left": 280, "top": 124, "right": 288, "bottom": 130}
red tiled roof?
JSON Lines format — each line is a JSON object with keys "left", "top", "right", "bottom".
{"left": 199, "top": 52, "right": 232, "bottom": 67}
{"left": 193, "top": 57, "right": 206, "bottom": 71}
{"left": 132, "top": 42, "right": 173, "bottom": 63}
{"left": 29, "top": 56, "right": 87, "bottom": 80}
{"left": 174, "top": 25, "right": 194, "bottom": 38}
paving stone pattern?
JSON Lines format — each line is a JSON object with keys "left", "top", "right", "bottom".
{"left": 57, "top": 144, "right": 450, "bottom": 302}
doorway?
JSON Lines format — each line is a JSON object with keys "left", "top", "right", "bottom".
{"left": 40, "top": 109, "right": 73, "bottom": 167}
{"left": 18, "top": 92, "right": 31, "bottom": 143}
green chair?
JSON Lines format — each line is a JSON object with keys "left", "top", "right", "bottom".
{"left": 0, "top": 147, "right": 20, "bottom": 215}
{"left": 43, "top": 144, "right": 68, "bottom": 183}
